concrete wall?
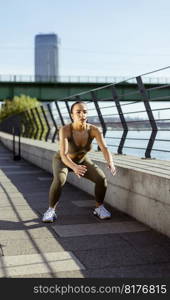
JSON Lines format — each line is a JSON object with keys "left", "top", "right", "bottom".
{"left": 0, "top": 132, "right": 170, "bottom": 238}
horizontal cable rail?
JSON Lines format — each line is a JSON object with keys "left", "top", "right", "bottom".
{"left": 148, "top": 96, "right": 170, "bottom": 101}
{"left": 152, "top": 149, "right": 170, "bottom": 153}
{"left": 0, "top": 66, "right": 170, "bottom": 160}
{"left": 107, "top": 137, "right": 150, "bottom": 141}
{"left": 146, "top": 83, "right": 170, "bottom": 92}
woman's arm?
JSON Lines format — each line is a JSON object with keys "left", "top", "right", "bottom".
{"left": 59, "top": 126, "right": 87, "bottom": 177}
{"left": 59, "top": 126, "right": 77, "bottom": 169}
{"left": 92, "top": 126, "right": 116, "bottom": 175}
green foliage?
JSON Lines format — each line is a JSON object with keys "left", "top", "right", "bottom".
{"left": 0, "top": 94, "right": 39, "bottom": 121}
{"left": 0, "top": 94, "right": 50, "bottom": 141}
{"left": 26, "top": 106, "right": 48, "bottom": 140}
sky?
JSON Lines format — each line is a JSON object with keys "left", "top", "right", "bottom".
{"left": 0, "top": 0, "right": 170, "bottom": 79}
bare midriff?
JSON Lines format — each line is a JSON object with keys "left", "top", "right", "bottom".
{"left": 67, "top": 152, "right": 87, "bottom": 162}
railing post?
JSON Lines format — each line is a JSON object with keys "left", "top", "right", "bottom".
{"left": 12, "top": 126, "right": 21, "bottom": 161}
{"left": 40, "top": 105, "right": 51, "bottom": 141}
{"left": 54, "top": 101, "right": 65, "bottom": 126}
{"left": 29, "top": 109, "right": 37, "bottom": 139}
{"left": 111, "top": 86, "right": 128, "bottom": 154}
{"left": 47, "top": 103, "right": 58, "bottom": 142}
{"left": 12, "top": 127, "right": 15, "bottom": 158}
{"left": 30, "top": 108, "right": 39, "bottom": 140}
{"left": 65, "top": 100, "right": 72, "bottom": 121}
{"left": 22, "top": 112, "right": 30, "bottom": 137}
{"left": 91, "top": 91, "right": 107, "bottom": 151}
{"left": 91, "top": 91, "right": 107, "bottom": 137}
{"left": 25, "top": 110, "right": 34, "bottom": 138}
{"left": 136, "top": 76, "right": 158, "bottom": 158}
{"left": 34, "top": 106, "right": 44, "bottom": 140}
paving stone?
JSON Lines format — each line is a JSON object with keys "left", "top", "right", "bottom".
{"left": 0, "top": 209, "right": 38, "bottom": 221}
{"left": 12, "top": 270, "right": 85, "bottom": 278}
{"left": 72, "top": 200, "right": 94, "bottom": 207}
{"left": 0, "top": 238, "right": 65, "bottom": 256}
{"left": 0, "top": 227, "right": 54, "bottom": 241}
{"left": 73, "top": 247, "right": 145, "bottom": 269}
{"left": 52, "top": 221, "right": 149, "bottom": 237}
{"left": 54, "top": 234, "right": 130, "bottom": 251}
{"left": 120, "top": 230, "right": 170, "bottom": 247}
{"left": 0, "top": 251, "right": 85, "bottom": 277}
{"left": 4, "top": 170, "right": 44, "bottom": 175}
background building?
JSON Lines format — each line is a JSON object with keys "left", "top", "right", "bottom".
{"left": 34, "top": 33, "right": 59, "bottom": 81}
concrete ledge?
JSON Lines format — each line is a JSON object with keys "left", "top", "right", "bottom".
{"left": 0, "top": 131, "right": 170, "bottom": 238}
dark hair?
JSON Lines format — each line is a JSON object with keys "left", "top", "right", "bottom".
{"left": 70, "top": 101, "right": 86, "bottom": 114}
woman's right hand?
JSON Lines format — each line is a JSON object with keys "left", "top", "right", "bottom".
{"left": 73, "top": 164, "right": 87, "bottom": 178}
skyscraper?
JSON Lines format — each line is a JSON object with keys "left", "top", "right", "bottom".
{"left": 35, "top": 33, "right": 59, "bottom": 81}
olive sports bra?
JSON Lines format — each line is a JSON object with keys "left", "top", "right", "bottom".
{"left": 67, "top": 123, "right": 94, "bottom": 158}
{"left": 55, "top": 123, "right": 94, "bottom": 163}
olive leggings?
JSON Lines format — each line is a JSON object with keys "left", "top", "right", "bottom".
{"left": 49, "top": 154, "right": 107, "bottom": 208}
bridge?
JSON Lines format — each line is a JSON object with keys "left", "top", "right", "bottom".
{"left": 0, "top": 73, "right": 170, "bottom": 102}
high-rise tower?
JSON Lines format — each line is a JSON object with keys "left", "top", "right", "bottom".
{"left": 35, "top": 33, "right": 59, "bottom": 80}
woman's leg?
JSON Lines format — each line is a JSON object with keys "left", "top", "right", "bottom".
{"left": 49, "top": 155, "right": 69, "bottom": 209}
{"left": 82, "top": 156, "right": 107, "bottom": 206}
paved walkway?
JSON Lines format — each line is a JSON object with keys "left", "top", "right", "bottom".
{"left": 0, "top": 142, "right": 170, "bottom": 278}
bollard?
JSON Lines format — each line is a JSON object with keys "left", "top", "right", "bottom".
{"left": 13, "top": 127, "right": 21, "bottom": 161}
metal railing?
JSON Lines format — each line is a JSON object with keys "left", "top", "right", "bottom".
{"left": 0, "top": 67, "right": 170, "bottom": 160}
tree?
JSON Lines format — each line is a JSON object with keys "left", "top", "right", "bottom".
{"left": 0, "top": 94, "right": 39, "bottom": 121}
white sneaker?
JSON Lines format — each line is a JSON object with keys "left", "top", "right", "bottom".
{"left": 42, "top": 208, "right": 57, "bottom": 223}
{"left": 93, "top": 205, "right": 111, "bottom": 219}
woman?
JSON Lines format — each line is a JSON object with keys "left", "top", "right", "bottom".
{"left": 42, "top": 101, "right": 116, "bottom": 222}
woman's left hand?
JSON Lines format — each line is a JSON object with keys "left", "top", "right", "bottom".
{"left": 107, "top": 163, "right": 117, "bottom": 176}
